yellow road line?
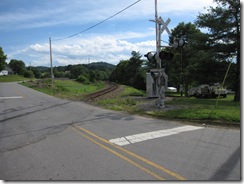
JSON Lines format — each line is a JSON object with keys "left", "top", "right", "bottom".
{"left": 72, "top": 126, "right": 165, "bottom": 180}
{"left": 75, "top": 125, "right": 186, "bottom": 180}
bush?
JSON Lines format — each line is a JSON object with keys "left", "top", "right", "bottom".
{"left": 77, "top": 75, "right": 89, "bottom": 84}
{"left": 23, "top": 70, "right": 34, "bottom": 78}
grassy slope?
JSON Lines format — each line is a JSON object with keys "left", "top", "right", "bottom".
{"left": 21, "top": 79, "right": 240, "bottom": 125}
{"left": 22, "top": 79, "right": 106, "bottom": 100}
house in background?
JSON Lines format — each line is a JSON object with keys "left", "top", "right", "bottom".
{"left": 0, "top": 70, "right": 8, "bottom": 76}
{"left": 0, "top": 65, "right": 13, "bottom": 76}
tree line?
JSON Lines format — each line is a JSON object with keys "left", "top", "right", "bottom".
{"left": 0, "top": 55, "right": 115, "bottom": 84}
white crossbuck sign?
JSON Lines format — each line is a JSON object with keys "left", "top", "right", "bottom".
{"left": 150, "top": 17, "right": 171, "bottom": 35}
{"left": 158, "top": 17, "right": 171, "bottom": 35}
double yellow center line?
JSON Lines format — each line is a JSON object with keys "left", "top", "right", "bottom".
{"left": 72, "top": 125, "right": 186, "bottom": 180}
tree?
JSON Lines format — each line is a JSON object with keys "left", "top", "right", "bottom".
{"left": 0, "top": 47, "right": 7, "bottom": 71}
{"left": 168, "top": 22, "right": 212, "bottom": 96}
{"left": 9, "top": 59, "right": 26, "bottom": 75}
{"left": 110, "top": 51, "right": 146, "bottom": 90}
{"left": 195, "top": 0, "right": 240, "bottom": 101}
{"left": 69, "top": 64, "right": 89, "bottom": 79}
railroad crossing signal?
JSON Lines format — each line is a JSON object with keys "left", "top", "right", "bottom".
{"left": 159, "top": 17, "right": 171, "bottom": 35}
{"left": 146, "top": 0, "right": 172, "bottom": 107}
{"left": 150, "top": 17, "right": 171, "bottom": 36}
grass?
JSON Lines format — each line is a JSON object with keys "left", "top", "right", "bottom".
{"left": 96, "top": 89, "right": 240, "bottom": 125}
{"left": 22, "top": 79, "right": 106, "bottom": 100}
{"left": 146, "top": 95, "right": 240, "bottom": 124}
{"left": 21, "top": 79, "right": 240, "bottom": 125}
{"left": 96, "top": 98, "right": 137, "bottom": 111}
{"left": 0, "top": 75, "right": 29, "bottom": 82}
{"left": 120, "top": 86, "right": 145, "bottom": 97}
{"left": 95, "top": 85, "right": 145, "bottom": 111}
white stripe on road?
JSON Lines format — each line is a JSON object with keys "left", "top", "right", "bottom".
{"left": 0, "top": 96, "right": 23, "bottom": 99}
{"left": 109, "top": 125, "right": 204, "bottom": 146}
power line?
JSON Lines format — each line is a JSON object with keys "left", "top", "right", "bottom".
{"left": 53, "top": 0, "right": 141, "bottom": 41}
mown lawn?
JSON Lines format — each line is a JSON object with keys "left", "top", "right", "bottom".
{"left": 146, "top": 95, "right": 240, "bottom": 124}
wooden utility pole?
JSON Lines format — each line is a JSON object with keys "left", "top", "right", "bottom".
{"left": 49, "top": 37, "right": 54, "bottom": 87}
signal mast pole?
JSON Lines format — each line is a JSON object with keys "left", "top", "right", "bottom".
{"left": 154, "top": 0, "right": 164, "bottom": 107}
{"left": 155, "top": 0, "right": 161, "bottom": 69}
{"left": 149, "top": 0, "right": 170, "bottom": 107}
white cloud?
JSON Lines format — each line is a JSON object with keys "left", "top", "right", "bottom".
{"left": 11, "top": 31, "right": 156, "bottom": 66}
{"left": 2, "top": 0, "right": 217, "bottom": 67}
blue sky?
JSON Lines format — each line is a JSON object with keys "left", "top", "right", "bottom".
{"left": 0, "top": 0, "right": 218, "bottom": 67}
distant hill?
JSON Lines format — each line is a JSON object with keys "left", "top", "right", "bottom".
{"left": 29, "top": 62, "right": 116, "bottom": 80}
{"left": 84, "top": 62, "right": 115, "bottom": 70}
{"left": 34, "top": 66, "right": 49, "bottom": 72}
{"left": 33, "top": 62, "right": 115, "bottom": 71}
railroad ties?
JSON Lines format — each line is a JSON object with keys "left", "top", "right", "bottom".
{"left": 84, "top": 82, "right": 118, "bottom": 102}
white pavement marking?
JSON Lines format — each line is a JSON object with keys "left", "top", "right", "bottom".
{"left": 109, "top": 125, "right": 204, "bottom": 146}
{"left": 0, "top": 96, "right": 23, "bottom": 99}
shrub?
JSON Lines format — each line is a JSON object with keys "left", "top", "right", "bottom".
{"left": 23, "top": 70, "right": 34, "bottom": 78}
{"left": 77, "top": 75, "right": 89, "bottom": 84}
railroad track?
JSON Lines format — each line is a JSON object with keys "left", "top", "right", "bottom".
{"left": 84, "top": 82, "right": 119, "bottom": 102}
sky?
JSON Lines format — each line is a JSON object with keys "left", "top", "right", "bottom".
{"left": 0, "top": 0, "right": 218, "bottom": 67}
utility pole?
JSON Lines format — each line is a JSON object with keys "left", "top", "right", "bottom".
{"left": 49, "top": 37, "right": 54, "bottom": 87}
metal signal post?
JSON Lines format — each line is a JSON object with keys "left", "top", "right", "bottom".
{"left": 147, "top": 0, "right": 171, "bottom": 107}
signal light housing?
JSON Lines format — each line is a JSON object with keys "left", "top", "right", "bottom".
{"left": 159, "top": 50, "right": 174, "bottom": 61}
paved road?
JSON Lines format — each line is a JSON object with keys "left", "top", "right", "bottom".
{"left": 0, "top": 82, "right": 241, "bottom": 181}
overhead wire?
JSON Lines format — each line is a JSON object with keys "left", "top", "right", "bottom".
{"left": 53, "top": 0, "right": 141, "bottom": 41}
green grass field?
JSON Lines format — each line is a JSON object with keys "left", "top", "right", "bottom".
{"left": 21, "top": 78, "right": 240, "bottom": 125}
{"left": 147, "top": 95, "right": 240, "bottom": 124}
{"left": 0, "top": 75, "right": 29, "bottom": 82}
{"left": 22, "top": 79, "right": 106, "bottom": 100}
{"left": 96, "top": 91, "right": 240, "bottom": 125}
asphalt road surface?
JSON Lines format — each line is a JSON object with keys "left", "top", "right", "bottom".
{"left": 0, "top": 82, "right": 241, "bottom": 181}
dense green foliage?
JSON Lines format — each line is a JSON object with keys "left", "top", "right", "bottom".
{"left": 195, "top": 0, "right": 240, "bottom": 101}
{"left": 23, "top": 70, "right": 34, "bottom": 78}
{"left": 110, "top": 51, "right": 146, "bottom": 90}
{"left": 9, "top": 59, "right": 26, "bottom": 75}
{"left": 0, "top": 47, "right": 7, "bottom": 71}
{"left": 167, "top": 22, "right": 237, "bottom": 96}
